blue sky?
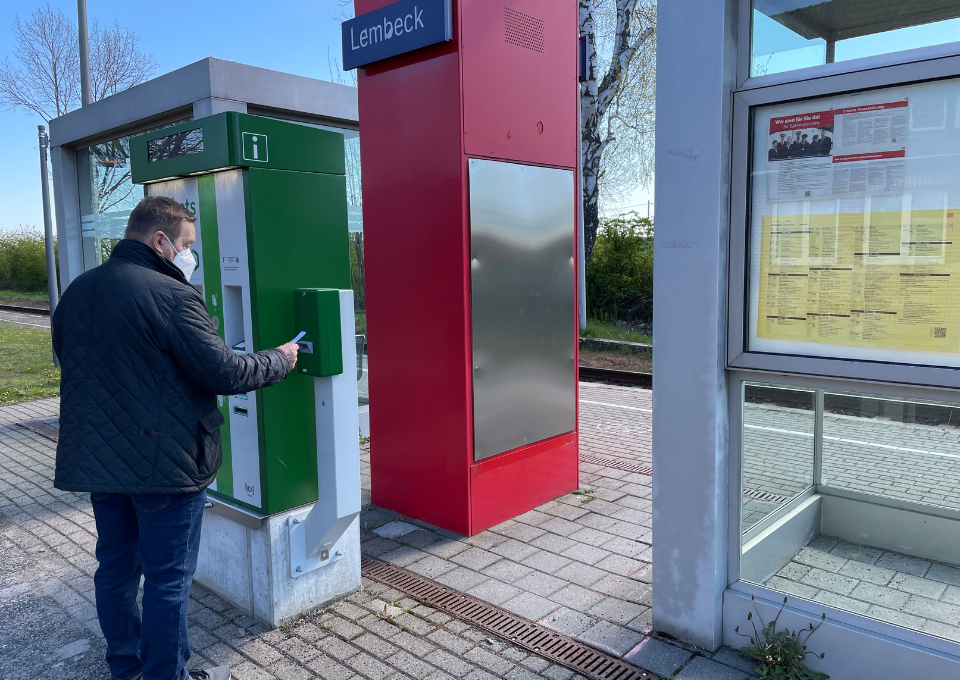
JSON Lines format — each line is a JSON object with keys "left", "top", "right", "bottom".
{"left": 0, "top": 0, "right": 348, "bottom": 232}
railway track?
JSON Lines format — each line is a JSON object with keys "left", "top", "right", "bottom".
{"left": 578, "top": 365, "right": 652, "bottom": 387}
{"left": 0, "top": 304, "right": 50, "bottom": 316}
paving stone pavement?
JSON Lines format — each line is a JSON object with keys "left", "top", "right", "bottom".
{"left": 763, "top": 535, "right": 960, "bottom": 642}
{"left": 0, "top": 389, "right": 759, "bottom": 680}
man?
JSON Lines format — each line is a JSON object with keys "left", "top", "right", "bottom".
{"left": 819, "top": 132, "right": 833, "bottom": 156}
{"left": 52, "top": 196, "right": 299, "bottom": 680}
{"left": 789, "top": 133, "right": 802, "bottom": 156}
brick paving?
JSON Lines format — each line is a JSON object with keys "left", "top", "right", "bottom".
{"left": 764, "top": 536, "right": 960, "bottom": 642}
{"left": 0, "top": 387, "right": 760, "bottom": 680}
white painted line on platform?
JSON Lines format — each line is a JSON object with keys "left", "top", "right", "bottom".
{"left": 744, "top": 424, "right": 812, "bottom": 438}
{"left": 579, "top": 399, "right": 651, "bottom": 413}
{"left": 0, "top": 318, "right": 50, "bottom": 329}
{"left": 745, "top": 423, "right": 960, "bottom": 461}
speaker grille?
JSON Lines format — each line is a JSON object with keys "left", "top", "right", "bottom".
{"left": 504, "top": 7, "right": 544, "bottom": 53}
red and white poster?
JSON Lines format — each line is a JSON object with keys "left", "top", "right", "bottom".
{"left": 766, "top": 100, "right": 908, "bottom": 200}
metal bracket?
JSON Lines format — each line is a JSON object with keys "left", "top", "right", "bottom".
{"left": 288, "top": 508, "right": 347, "bottom": 578}
{"left": 205, "top": 496, "right": 265, "bottom": 530}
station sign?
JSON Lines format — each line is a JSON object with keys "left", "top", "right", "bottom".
{"left": 341, "top": 0, "right": 452, "bottom": 71}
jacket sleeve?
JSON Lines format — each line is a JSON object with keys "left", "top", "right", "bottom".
{"left": 167, "top": 291, "right": 291, "bottom": 396}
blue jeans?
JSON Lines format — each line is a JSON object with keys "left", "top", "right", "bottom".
{"left": 91, "top": 490, "right": 206, "bottom": 680}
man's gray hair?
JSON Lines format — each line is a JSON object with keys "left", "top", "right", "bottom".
{"left": 125, "top": 196, "right": 196, "bottom": 242}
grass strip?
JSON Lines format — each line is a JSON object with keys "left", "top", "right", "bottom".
{"left": 0, "top": 320, "right": 59, "bottom": 405}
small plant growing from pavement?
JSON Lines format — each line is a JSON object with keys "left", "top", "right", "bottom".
{"left": 736, "top": 595, "right": 829, "bottom": 680}
{"left": 571, "top": 488, "right": 597, "bottom": 504}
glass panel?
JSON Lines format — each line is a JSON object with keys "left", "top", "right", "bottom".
{"left": 742, "top": 384, "right": 960, "bottom": 644}
{"left": 77, "top": 121, "right": 189, "bottom": 270}
{"left": 344, "top": 132, "right": 368, "bottom": 407}
{"left": 752, "top": 2, "right": 960, "bottom": 77}
{"left": 147, "top": 128, "right": 204, "bottom": 162}
{"left": 747, "top": 77, "right": 960, "bottom": 367}
{"left": 741, "top": 383, "right": 816, "bottom": 534}
{"left": 77, "top": 138, "right": 139, "bottom": 269}
{"left": 821, "top": 392, "right": 960, "bottom": 512}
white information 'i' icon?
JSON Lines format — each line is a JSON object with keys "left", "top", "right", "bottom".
{"left": 242, "top": 132, "right": 269, "bottom": 162}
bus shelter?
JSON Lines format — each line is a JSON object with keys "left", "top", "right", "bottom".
{"left": 654, "top": 1, "right": 960, "bottom": 677}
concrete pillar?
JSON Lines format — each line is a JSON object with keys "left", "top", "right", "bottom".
{"left": 50, "top": 145, "right": 84, "bottom": 288}
{"left": 651, "top": 0, "right": 740, "bottom": 651}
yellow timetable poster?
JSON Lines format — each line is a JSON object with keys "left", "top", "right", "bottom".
{"left": 757, "top": 209, "right": 960, "bottom": 353}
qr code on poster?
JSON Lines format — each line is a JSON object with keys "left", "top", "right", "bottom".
{"left": 932, "top": 327, "right": 947, "bottom": 339}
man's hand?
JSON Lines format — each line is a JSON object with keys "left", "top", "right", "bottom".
{"left": 279, "top": 342, "right": 299, "bottom": 370}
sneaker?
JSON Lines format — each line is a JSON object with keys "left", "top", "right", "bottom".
{"left": 188, "top": 667, "right": 230, "bottom": 680}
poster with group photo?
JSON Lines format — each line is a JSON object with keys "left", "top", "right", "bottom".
{"left": 748, "top": 78, "right": 960, "bottom": 366}
{"left": 767, "top": 101, "right": 908, "bottom": 201}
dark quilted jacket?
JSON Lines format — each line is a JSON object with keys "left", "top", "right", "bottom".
{"left": 52, "top": 239, "right": 290, "bottom": 494}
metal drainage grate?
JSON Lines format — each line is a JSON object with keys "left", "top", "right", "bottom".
{"left": 18, "top": 420, "right": 59, "bottom": 442}
{"left": 361, "top": 556, "right": 662, "bottom": 680}
{"left": 742, "top": 487, "right": 789, "bottom": 504}
{"left": 580, "top": 453, "right": 652, "bottom": 476}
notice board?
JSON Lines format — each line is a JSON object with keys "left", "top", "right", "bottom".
{"left": 748, "top": 78, "right": 960, "bottom": 366}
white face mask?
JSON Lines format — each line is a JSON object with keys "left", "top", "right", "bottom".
{"left": 164, "top": 234, "right": 198, "bottom": 282}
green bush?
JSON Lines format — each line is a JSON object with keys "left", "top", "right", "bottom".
{"left": 0, "top": 230, "right": 56, "bottom": 293}
{"left": 586, "top": 213, "right": 653, "bottom": 323}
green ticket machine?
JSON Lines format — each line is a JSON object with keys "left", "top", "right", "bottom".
{"left": 129, "top": 114, "right": 361, "bottom": 608}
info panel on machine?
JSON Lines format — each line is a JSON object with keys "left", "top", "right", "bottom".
{"left": 748, "top": 77, "right": 960, "bottom": 367}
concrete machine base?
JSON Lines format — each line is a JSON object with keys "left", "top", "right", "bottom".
{"left": 195, "top": 501, "right": 361, "bottom": 628}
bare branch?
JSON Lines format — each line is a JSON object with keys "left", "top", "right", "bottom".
{"left": 0, "top": 6, "right": 157, "bottom": 123}
{"left": 0, "top": 6, "right": 79, "bottom": 121}
{"left": 89, "top": 19, "right": 157, "bottom": 101}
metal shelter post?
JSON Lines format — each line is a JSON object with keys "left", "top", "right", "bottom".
{"left": 77, "top": 0, "right": 92, "bottom": 107}
{"left": 38, "top": 125, "right": 60, "bottom": 367}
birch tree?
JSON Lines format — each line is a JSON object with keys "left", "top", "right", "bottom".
{"left": 581, "top": 0, "right": 656, "bottom": 265}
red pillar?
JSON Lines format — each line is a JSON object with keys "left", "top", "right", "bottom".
{"left": 358, "top": 0, "right": 580, "bottom": 535}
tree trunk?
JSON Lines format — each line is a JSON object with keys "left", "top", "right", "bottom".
{"left": 582, "top": 130, "right": 604, "bottom": 264}
{"left": 579, "top": 0, "right": 652, "bottom": 267}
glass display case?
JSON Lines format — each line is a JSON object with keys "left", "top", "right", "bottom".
{"left": 746, "top": 77, "right": 960, "bottom": 367}
{"left": 740, "top": 381, "right": 960, "bottom": 643}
